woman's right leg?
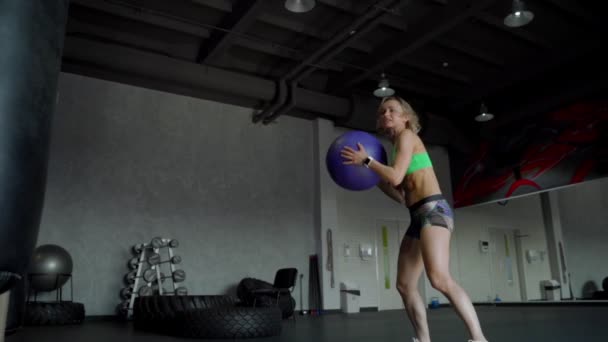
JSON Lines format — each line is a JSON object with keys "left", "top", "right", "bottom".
{"left": 396, "top": 235, "right": 429, "bottom": 342}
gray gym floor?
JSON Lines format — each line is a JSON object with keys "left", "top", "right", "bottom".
{"left": 6, "top": 305, "right": 608, "bottom": 342}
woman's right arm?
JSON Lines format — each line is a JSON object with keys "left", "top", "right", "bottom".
{"left": 377, "top": 181, "right": 405, "bottom": 205}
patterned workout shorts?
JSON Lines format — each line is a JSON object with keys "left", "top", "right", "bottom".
{"left": 406, "top": 194, "right": 454, "bottom": 239}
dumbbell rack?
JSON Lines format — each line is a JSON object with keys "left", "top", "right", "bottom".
{"left": 122, "top": 237, "right": 181, "bottom": 319}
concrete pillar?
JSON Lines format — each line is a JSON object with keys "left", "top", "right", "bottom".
{"left": 313, "top": 118, "right": 340, "bottom": 310}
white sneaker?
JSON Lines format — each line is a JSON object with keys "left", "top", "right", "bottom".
{"left": 412, "top": 338, "right": 420, "bottom": 342}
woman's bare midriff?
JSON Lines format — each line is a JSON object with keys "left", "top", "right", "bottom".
{"left": 393, "top": 134, "right": 442, "bottom": 207}
{"left": 401, "top": 166, "right": 442, "bottom": 207}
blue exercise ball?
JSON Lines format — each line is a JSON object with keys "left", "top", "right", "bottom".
{"left": 28, "top": 244, "right": 73, "bottom": 292}
{"left": 326, "top": 131, "right": 387, "bottom": 191}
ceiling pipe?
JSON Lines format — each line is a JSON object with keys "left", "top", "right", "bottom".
{"left": 263, "top": 82, "right": 297, "bottom": 124}
{"left": 62, "top": 35, "right": 352, "bottom": 119}
{"left": 62, "top": 35, "right": 473, "bottom": 154}
{"left": 252, "top": 79, "right": 287, "bottom": 123}
{"left": 255, "top": 0, "right": 406, "bottom": 124}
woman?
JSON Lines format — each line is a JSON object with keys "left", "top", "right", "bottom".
{"left": 340, "top": 96, "right": 487, "bottom": 342}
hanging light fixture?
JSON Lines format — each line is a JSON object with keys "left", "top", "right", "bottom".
{"left": 373, "top": 73, "right": 395, "bottom": 97}
{"left": 504, "top": 0, "right": 534, "bottom": 28}
{"left": 284, "top": 0, "right": 316, "bottom": 13}
{"left": 475, "top": 103, "right": 494, "bottom": 122}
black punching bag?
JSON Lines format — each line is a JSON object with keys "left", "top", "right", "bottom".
{"left": 5, "top": 277, "right": 25, "bottom": 335}
{"left": 0, "top": 0, "right": 69, "bottom": 294}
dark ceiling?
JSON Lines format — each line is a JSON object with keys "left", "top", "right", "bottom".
{"left": 62, "top": 0, "right": 607, "bottom": 142}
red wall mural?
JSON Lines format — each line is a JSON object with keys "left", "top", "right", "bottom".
{"left": 453, "top": 100, "right": 608, "bottom": 208}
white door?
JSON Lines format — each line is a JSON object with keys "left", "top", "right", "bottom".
{"left": 376, "top": 219, "right": 406, "bottom": 310}
{"left": 489, "top": 228, "right": 522, "bottom": 302}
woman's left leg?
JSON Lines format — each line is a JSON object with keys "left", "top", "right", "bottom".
{"left": 420, "top": 226, "right": 487, "bottom": 342}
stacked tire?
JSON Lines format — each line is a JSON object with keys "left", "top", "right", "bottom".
{"left": 133, "top": 295, "right": 282, "bottom": 339}
{"left": 24, "top": 302, "right": 85, "bottom": 326}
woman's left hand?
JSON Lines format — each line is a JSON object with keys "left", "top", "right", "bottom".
{"left": 340, "top": 143, "right": 368, "bottom": 166}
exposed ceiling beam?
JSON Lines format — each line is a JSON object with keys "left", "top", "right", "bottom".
{"left": 190, "top": 0, "right": 232, "bottom": 12}
{"left": 542, "top": 0, "right": 604, "bottom": 31}
{"left": 66, "top": 19, "right": 197, "bottom": 60}
{"left": 451, "top": 39, "right": 601, "bottom": 109}
{"left": 401, "top": 59, "right": 471, "bottom": 84}
{"left": 234, "top": 37, "right": 343, "bottom": 72}
{"left": 292, "top": 0, "right": 411, "bottom": 83}
{"left": 391, "top": 81, "right": 439, "bottom": 98}
{"left": 474, "top": 13, "right": 553, "bottom": 50}
{"left": 195, "top": 0, "right": 411, "bottom": 33}
{"left": 386, "top": 76, "right": 460, "bottom": 99}
{"left": 70, "top": 0, "right": 212, "bottom": 37}
{"left": 61, "top": 35, "right": 353, "bottom": 117}
{"left": 192, "top": 0, "right": 379, "bottom": 54}
{"left": 256, "top": 0, "right": 403, "bottom": 123}
{"left": 69, "top": 0, "right": 343, "bottom": 72}
{"left": 257, "top": 12, "right": 375, "bottom": 54}
{"left": 343, "top": 59, "right": 469, "bottom": 97}
{"left": 197, "top": 0, "right": 264, "bottom": 64}
{"left": 318, "top": 0, "right": 409, "bottom": 32}
{"left": 495, "top": 78, "right": 608, "bottom": 127}
{"left": 338, "top": 0, "right": 497, "bottom": 90}
{"left": 73, "top": 0, "right": 392, "bottom": 69}
{"left": 77, "top": 0, "right": 358, "bottom": 60}
{"left": 435, "top": 39, "right": 504, "bottom": 68}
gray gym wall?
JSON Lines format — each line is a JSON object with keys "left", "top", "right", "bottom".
{"left": 36, "top": 73, "right": 316, "bottom": 315}
{"left": 37, "top": 72, "right": 460, "bottom": 314}
{"left": 556, "top": 177, "right": 608, "bottom": 299}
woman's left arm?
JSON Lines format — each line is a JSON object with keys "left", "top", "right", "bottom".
{"left": 341, "top": 131, "right": 415, "bottom": 187}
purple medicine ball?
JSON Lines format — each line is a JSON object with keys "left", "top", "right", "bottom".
{"left": 326, "top": 131, "right": 387, "bottom": 191}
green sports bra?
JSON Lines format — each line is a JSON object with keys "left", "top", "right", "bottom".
{"left": 391, "top": 146, "right": 433, "bottom": 175}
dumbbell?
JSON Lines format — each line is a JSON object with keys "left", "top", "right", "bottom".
{"left": 137, "top": 285, "right": 155, "bottom": 296}
{"left": 143, "top": 269, "right": 186, "bottom": 283}
{"left": 120, "top": 285, "right": 156, "bottom": 299}
{"left": 137, "top": 285, "right": 188, "bottom": 296}
{"left": 149, "top": 237, "right": 179, "bottom": 249}
{"left": 132, "top": 237, "right": 163, "bottom": 254}
{"left": 132, "top": 238, "right": 179, "bottom": 254}
{"left": 147, "top": 253, "right": 182, "bottom": 266}
{"left": 116, "top": 301, "right": 129, "bottom": 318}
{"left": 128, "top": 256, "right": 142, "bottom": 270}
{"left": 120, "top": 287, "right": 133, "bottom": 299}
{"left": 124, "top": 269, "right": 164, "bottom": 284}
{"left": 150, "top": 236, "right": 164, "bottom": 248}
{"left": 124, "top": 270, "right": 139, "bottom": 284}
{"left": 162, "top": 286, "right": 188, "bottom": 296}
{"left": 132, "top": 244, "right": 143, "bottom": 254}
{"left": 128, "top": 254, "right": 181, "bottom": 269}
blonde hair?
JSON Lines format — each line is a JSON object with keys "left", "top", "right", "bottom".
{"left": 376, "top": 96, "right": 421, "bottom": 135}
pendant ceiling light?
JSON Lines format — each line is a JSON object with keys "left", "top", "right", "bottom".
{"left": 373, "top": 73, "right": 395, "bottom": 97}
{"left": 285, "top": 0, "right": 316, "bottom": 13}
{"left": 504, "top": 0, "right": 534, "bottom": 28}
{"left": 475, "top": 103, "right": 494, "bottom": 122}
